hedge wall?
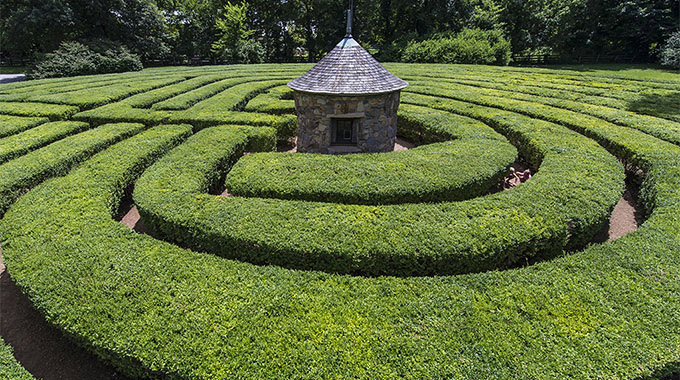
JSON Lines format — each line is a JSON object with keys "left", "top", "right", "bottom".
{"left": 133, "top": 102, "right": 623, "bottom": 276}
{"left": 1, "top": 92, "right": 679, "bottom": 379}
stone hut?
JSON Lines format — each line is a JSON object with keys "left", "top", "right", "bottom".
{"left": 288, "top": 17, "right": 408, "bottom": 154}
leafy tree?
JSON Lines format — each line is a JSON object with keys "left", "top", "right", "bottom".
{"left": 211, "top": 1, "right": 264, "bottom": 63}
{"left": 158, "top": 0, "right": 219, "bottom": 61}
{"left": 0, "top": 0, "right": 169, "bottom": 61}
{"left": 661, "top": 31, "right": 680, "bottom": 69}
{"left": 0, "top": 0, "right": 75, "bottom": 56}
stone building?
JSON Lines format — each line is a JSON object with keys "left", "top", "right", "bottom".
{"left": 288, "top": 18, "right": 408, "bottom": 154}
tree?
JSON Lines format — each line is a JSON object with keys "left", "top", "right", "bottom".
{"left": 211, "top": 1, "right": 264, "bottom": 63}
{"left": 0, "top": 0, "right": 75, "bottom": 56}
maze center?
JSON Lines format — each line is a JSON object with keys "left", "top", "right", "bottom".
{"left": 0, "top": 63, "right": 679, "bottom": 379}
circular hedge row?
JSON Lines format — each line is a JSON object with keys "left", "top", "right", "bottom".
{"left": 133, "top": 102, "right": 623, "bottom": 276}
{"left": 0, "top": 64, "right": 679, "bottom": 379}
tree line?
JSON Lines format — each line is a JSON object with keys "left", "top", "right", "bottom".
{"left": 1, "top": 0, "right": 679, "bottom": 65}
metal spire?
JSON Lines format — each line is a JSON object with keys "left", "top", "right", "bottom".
{"left": 345, "top": 0, "right": 353, "bottom": 37}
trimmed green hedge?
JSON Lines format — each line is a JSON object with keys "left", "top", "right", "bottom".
{"left": 0, "top": 102, "right": 79, "bottom": 120}
{"left": 0, "top": 122, "right": 145, "bottom": 216}
{"left": 134, "top": 102, "right": 623, "bottom": 276}
{"left": 244, "top": 85, "right": 295, "bottom": 114}
{"left": 0, "top": 121, "right": 90, "bottom": 164}
{"left": 405, "top": 80, "right": 680, "bottom": 146}
{"left": 226, "top": 140, "right": 516, "bottom": 204}
{"left": 1, "top": 64, "right": 680, "bottom": 379}
{"left": 123, "top": 75, "right": 227, "bottom": 108}
{"left": 397, "top": 103, "right": 506, "bottom": 143}
{"left": 71, "top": 104, "right": 296, "bottom": 140}
{"left": 152, "top": 76, "right": 294, "bottom": 111}
{"left": 0, "top": 115, "right": 49, "bottom": 138}
{"left": 169, "top": 111, "right": 297, "bottom": 139}
{"left": 1, "top": 78, "right": 679, "bottom": 379}
{"left": 24, "top": 76, "right": 188, "bottom": 109}
{"left": 188, "top": 79, "right": 290, "bottom": 113}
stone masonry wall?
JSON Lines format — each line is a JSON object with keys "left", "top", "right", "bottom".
{"left": 293, "top": 91, "right": 401, "bottom": 154}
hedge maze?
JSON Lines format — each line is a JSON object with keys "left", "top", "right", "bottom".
{"left": 0, "top": 64, "right": 679, "bottom": 379}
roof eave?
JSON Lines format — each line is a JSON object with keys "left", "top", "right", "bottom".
{"left": 287, "top": 82, "right": 409, "bottom": 96}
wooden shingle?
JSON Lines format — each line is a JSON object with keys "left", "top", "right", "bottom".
{"left": 288, "top": 38, "right": 408, "bottom": 95}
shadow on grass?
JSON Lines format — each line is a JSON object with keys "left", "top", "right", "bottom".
{"left": 627, "top": 91, "right": 680, "bottom": 121}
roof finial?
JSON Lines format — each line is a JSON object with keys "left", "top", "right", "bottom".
{"left": 345, "top": 0, "right": 353, "bottom": 37}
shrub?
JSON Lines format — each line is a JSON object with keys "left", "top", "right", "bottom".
{"left": 404, "top": 80, "right": 680, "bottom": 147}
{"left": 0, "top": 115, "right": 49, "bottom": 138}
{"left": 152, "top": 76, "right": 293, "bottom": 111}
{"left": 226, "top": 140, "right": 516, "bottom": 205}
{"left": 28, "top": 41, "right": 143, "bottom": 80}
{"left": 402, "top": 28, "right": 511, "bottom": 65}
{"left": 2, "top": 65, "right": 680, "bottom": 379}
{"left": 0, "top": 123, "right": 144, "bottom": 216}
{"left": 660, "top": 31, "right": 680, "bottom": 69}
{"left": 244, "top": 85, "right": 295, "bottom": 114}
{"left": 134, "top": 108, "right": 622, "bottom": 277}
{"left": 0, "top": 102, "right": 79, "bottom": 120}
{"left": 0, "top": 121, "right": 89, "bottom": 164}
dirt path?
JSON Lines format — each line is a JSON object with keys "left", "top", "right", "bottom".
{"left": 607, "top": 187, "right": 643, "bottom": 241}
{"left": 0, "top": 255, "right": 132, "bottom": 380}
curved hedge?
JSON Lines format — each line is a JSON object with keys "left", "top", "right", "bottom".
{"left": 133, "top": 101, "right": 622, "bottom": 276}
{"left": 226, "top": 139, "right": 517, "bottom": 204}
{"left": 1, "top": 64, "right": 679, "bottom": 379}
{"left": 0, "top": 122, "right": 145, "bottom": 216}
{"left": 0, "top": 115, "right": 48, "bottom": 138}
{"left": 1, "top": 87, "right": 679, "bottom": 380}
{"left": 220, "top": 103, "right": 513, "bottom": 206}
{"left": 244, "top": 85, "right": 295, "bottom": 114}
{"left": 0, "top": 121, "right": 89, "bottom": 164}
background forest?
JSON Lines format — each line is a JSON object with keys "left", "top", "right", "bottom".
{"left": 1, "top": 0, "right": 679, "bottom": 68}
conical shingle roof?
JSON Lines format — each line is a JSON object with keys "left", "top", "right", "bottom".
{"left": 288, "top": 37, "right": 408, "bottom": 95}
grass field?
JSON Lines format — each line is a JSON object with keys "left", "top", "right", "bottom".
{"left": 0, "top": 63, "right": 679, "bottom": 380}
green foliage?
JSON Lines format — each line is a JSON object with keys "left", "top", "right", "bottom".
{"left": 211, "top": 1, "right": 265, "bottom": 64}
{"left": 169, "top": 111, "right": 297, "bottom": 139}
{"left": 0, "top": 65, "right": 680, "bottom": 379}
{"left": 25, "top": 75, "right": 186, "bottom": 108}
{"left": 152, "top": 76, "right": 293, "bottom": 111}
{"left": 0, "top": 101, "right": 79, "bottom": 120}
{"left": 0, "top": 122, "right": 144, "bottom": 216}
{"left": 2, "top": 0, "right": 678, "bottom": 64}
{"left": 188, "top": 79, "right": 289, "bottom": 112}
{"left": 243, "top": 85, "right": 295, "bottom": 114}
{"left": 0, "top": 0, "right": 169, "bottom": 62}
{"left": 660, "top": 31, "right": 680, "bottom": 69}
{"left": 226, "top": 139, "right": 516, "bottom": 204}
{"left": 404, "top": 79, "right": 680, "bottom": 147}
{"left": 402, "top": 28, "right": 511, "bottom": 65}
{"left": 28, "top": 41, "right": 142, "bottom": 80}
{"left": 227, "top": 106, "right": 515, "bottom": 204}
{"left": 0, "top": 121, "right": 89, "bottom": 164}
{"left": 134, "top": 108, "right": 622, "bottom": 276}
{"left": 0, "top": 115, "right": 49, "bottom": 138}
